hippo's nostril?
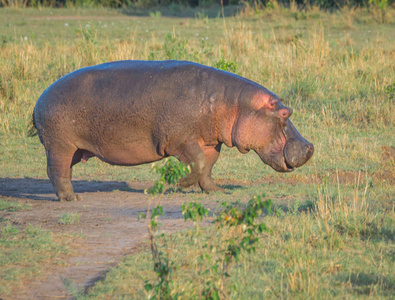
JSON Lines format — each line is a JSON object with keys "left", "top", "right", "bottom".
{"left": 306, "top": 144, "right": 314, "bottom": 157}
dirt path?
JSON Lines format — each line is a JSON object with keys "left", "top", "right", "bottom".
{"left": 0, "top": 178, "right": 213, "bottom": 299}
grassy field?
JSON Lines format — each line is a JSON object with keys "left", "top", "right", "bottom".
{"left": 80, "top": 201, "right": 395, "bottom": 299}
{"left": 0, "top": 3, "right": 394, "bottom": 299}
{"left": 0, "top": 198, "right": 76, "bottom": 295}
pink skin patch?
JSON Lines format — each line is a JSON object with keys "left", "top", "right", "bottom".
{"left": 81, "top": 151, "right": 94, "bottom": 163}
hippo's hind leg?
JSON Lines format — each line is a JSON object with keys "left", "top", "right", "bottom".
{"left": 198, "top": 144, "right": 224, "bottom": 192}
{"left": 46, "top": 146, "right": 82, "bottom": 202}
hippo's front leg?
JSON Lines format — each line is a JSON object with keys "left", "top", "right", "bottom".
{"left": 175, "top": 140, "right": 205, "bottom": 188}
{"left": 198, "top": 144, "right": 224, "bottom": 192}
{"left": 175, "top": 141, "right": 223, "bottom": 192}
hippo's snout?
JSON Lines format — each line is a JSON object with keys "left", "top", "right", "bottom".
{"left": 282, "top": 119, "right": 314, "bottom": 169}
{"left": 284, "top": 138, "right": 314, "bottom": 168}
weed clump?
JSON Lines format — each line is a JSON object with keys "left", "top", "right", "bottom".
{"left": 58, "top": 213, "right": 81, "bottom": 225}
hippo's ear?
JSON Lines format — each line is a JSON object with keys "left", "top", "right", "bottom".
{"left": 251, "top": 93, "right": 279, "bottom": 111}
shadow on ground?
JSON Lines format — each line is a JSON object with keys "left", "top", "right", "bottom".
{"left": 221, "top": 184, "right": 246, "bottom": 191}
{"left": 0, "top": 178, "right": 238, "bottom": 201}
{"left": 0, "top": 178, "right": 144, "bottom": 201}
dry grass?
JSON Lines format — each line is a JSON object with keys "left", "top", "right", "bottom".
{"left": 1, "top": 7, "right": 393, "bottom": 181}
{"left": 1, "top": 12, "right": 393, "bottom": 131}
{"left": 0, "top": 5, "right": 394, "bottom": 298}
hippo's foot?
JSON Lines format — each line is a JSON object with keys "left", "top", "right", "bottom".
{"left": 58, "top": 193, "right": 83, "bottom": 202}
{"left": 199, "top": 178, "right": 225, "bottom": 193}
{"left": 178, "top": 177, "right": 199, "bottom": 189}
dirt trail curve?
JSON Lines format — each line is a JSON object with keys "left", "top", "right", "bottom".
{"left": 0, "top": 178, "right": 211, "bottom": 299}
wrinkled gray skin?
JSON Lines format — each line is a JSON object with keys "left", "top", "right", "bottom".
{"left": 33, "top": 60, "right": 314, "bottom": 201}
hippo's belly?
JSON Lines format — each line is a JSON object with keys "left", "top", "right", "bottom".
{"left": 78, "top": 138, "right": 164, "bottom": 166}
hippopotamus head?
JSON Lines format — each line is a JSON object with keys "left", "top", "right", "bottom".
{"left": 232, "top": 89, "right": 314, "bottom": 172}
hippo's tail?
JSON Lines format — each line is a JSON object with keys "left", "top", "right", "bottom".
{"left": 27, "top": 111, "right": 38, "bottom": 137}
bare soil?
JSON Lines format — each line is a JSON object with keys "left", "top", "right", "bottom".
{"left": 0, "top": 178, "right": 217, "bottom": 300}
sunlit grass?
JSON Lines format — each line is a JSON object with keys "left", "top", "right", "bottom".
{"left": 0, "top": 6, "right": 393, "bottom": 182}
{"left": 81, "top": 181, "right": 394, "bottom": 298}
{"left": 0, "top": 223, "right": 73, "bottom": 295}
{"left": 0, "top": 5, "right": 394, "bottom": 298}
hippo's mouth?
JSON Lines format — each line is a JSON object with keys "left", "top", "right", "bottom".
{"left": 283, "top": 155, "right": 294, "bottom": 172}
{"left": 256, "top": 121, "right": 314, "bottom": 173}
{"left": 283, "top": 136, "right": 315, "bottom": 170}
{"left": 281, "top": 128, "right": 294, "bottom": 172}
{"left": 255, "top": 147, "right": 294, "bottom": 173}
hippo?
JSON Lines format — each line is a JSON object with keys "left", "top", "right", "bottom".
{"left": 31, "top": 60, "right": 314, "bottom": 201}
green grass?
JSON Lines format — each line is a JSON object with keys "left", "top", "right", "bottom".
{"left": 0, "top": 4, "right": 394, "bottom": 298}
{"left": 80, "top": 194, "right": 394, "bottom": 299}
{"left": 0, "top": 200, "right": 76, "bottom": 296}
{"left": 0, "top": 6, "right": 393, "bottom": 181}
{"left": 0, "top": 198, "right": 31, "bottom": 212}
{"left": 58, "top": 213, "right": 81, "bottom": 225}
{"left": 0, "top": 223, "right": 72, "bottom": 295}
